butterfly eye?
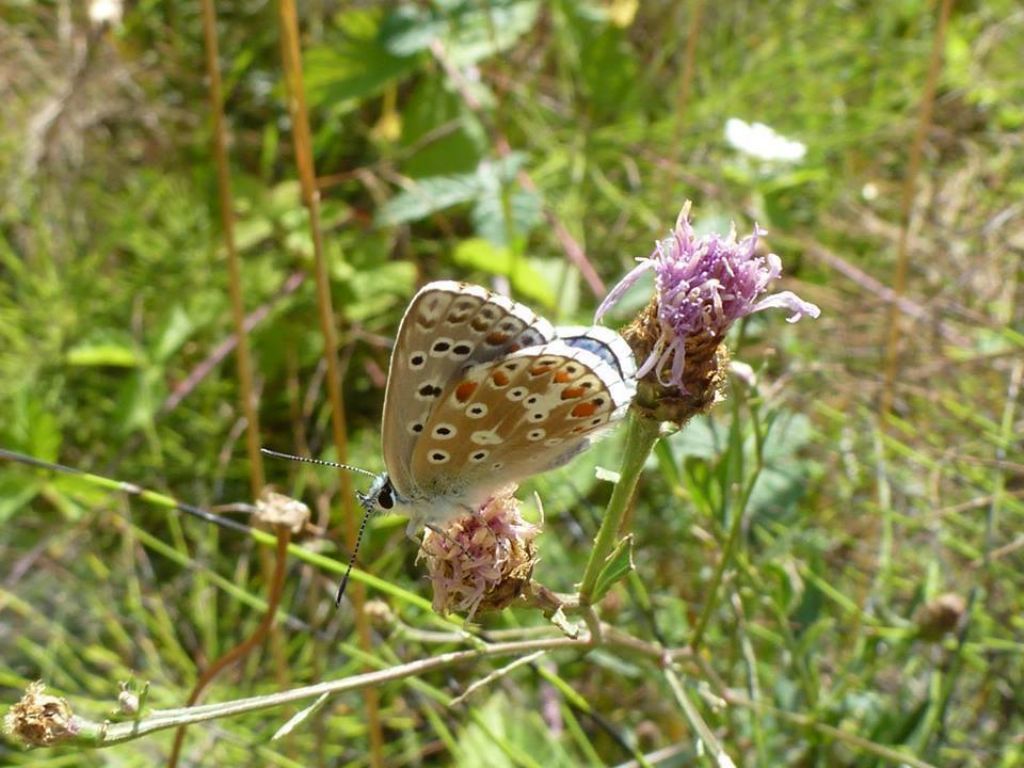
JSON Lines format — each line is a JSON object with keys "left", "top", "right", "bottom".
{"left": 377, "top": 484, "right": 394, "bottom": 510}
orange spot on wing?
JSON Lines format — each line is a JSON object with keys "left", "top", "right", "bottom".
{"left": 455, "top": 381, "right": 477, "bottom": 402}
{"left": 554, "top": 370, "right": 573, "bottom": 383}
{"left": 485, "top": 331, "right": 510, "bottom": 345}
{"left": 492, "top": 370, "right": 510, "bottom": 386}
{"left": 561, "top": 386, "right": 585, "bottom": 400}
{"left": 571, "top": 401, "right": 598, "bottom": 418}
{"left": 530, "top": 364, "right": 554, "bottom": 376}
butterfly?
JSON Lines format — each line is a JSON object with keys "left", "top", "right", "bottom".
{"left": 367, "top": 279, "right": 636, "bottom": 524}
{"left": 267, "top": 280, "right": 636, "bottom": 603}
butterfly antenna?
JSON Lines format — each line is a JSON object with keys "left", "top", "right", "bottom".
{"left": 260, "top": 448, "right": 378, "bottom": 480}
{"left": 335, "top": 497, "right": 373, "bottom": 606}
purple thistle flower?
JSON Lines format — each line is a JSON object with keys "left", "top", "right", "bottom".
{"left": 597, "top": 202, "right": 819, "bottom": 393}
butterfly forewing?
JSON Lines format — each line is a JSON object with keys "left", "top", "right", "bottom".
{"left": 408, "top": 340, "right": 635, "bottom": 502}
{"left": 381, "top": 281, "right": 556, "bottom": 497}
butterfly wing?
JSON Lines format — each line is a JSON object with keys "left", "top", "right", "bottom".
{"left": 408, "top": 337, "right": 635, "bottom": 505}
{"left": 381, "top": 281, "right": 556, "bottom": 496}
{"left": 556, "top": 325, "right": 636, "bottom": 382}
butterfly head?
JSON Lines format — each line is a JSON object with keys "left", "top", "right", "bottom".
{"left": 357, "top": 473, "right": 396, "bottom": 514}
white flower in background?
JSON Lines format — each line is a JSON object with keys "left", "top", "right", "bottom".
{"left": 88, "top": 0, "right": 123, "bottom": 28}
{"left": 724, "top": 118, "right": 806, "bottom": 163}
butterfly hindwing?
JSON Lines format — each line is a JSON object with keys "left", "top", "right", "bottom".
{"left": 408, "top": 339, "right": 635, "bottom": 502}
{"left": 556, "top": 325, "right": 636, "bottom": 382}
{"left": 381, "top": 281, "right": 556, "bottom": 496}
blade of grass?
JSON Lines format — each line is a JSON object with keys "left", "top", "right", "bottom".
{"left": 276, "top": 3, "right": 385, "bottom": 760}
{"left": 167, "top": 2, "right": 292, "bottom": 763}
{"left": 880, "top": 0, "right": 954, "bottom": 417}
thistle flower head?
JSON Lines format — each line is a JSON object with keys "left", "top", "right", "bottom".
{"left": 420, "top": 486, "right": 539, "bottom": 618}
{"left": 597, "top": 202, "right": 820, "bottom": 423}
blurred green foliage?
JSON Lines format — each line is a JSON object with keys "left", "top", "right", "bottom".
{"left": 2, "top": 0, "right": 1023, "bottom": 766}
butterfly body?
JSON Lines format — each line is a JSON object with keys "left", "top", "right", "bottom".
{"left": 369, "top": 281, "right": 637, "bottom": 531}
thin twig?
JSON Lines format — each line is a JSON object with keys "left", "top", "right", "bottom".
{"left": 275, "top": 1, "right": 383, "bottom": 763}
{"left": 166, "top": 2, "right": 287, "bottom": 760}
{"left": 663, "top": 667, "right": 736, "bottom": 768}
{"left": 673, "top": 0, "right": 705, "bottom": 145}
{"left": 449, "top": 651, "right": 546, "bottom": 706}
{"left": 880, "top": 0, "right": 955, "bottom": 417}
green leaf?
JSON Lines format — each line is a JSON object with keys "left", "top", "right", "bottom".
{"left": 342, "top": 261, "right": 417, "bottom": 322}
{"left": 470, "top": 186, "right": 542, "bottom": 247}
{"left": 399, "top": 76, "right": 484, "bottom": 177}
{"left": 451, "top": 239, "right": 554, "bottom": 307}
{"left": 152, "top": 305, "right": 196, "bottom": 363}
{"left": 65, "top": 338, "right": 141, "bottom": 368}
{"left": 559, "top": 4, "right": 640, "bottom": 120}
{"left": 382, "top": 1, "right": 540, "bottom": 67}
{"left": 304, "top": 9, "right": 420, "bottom": 109}
{"left": 591, "top": 533, "right": 634, "bottom": 603}
{"left": 116, "top": 368, "right": 164, "bottom": 436}
{"left": 376, "top": 154, "right": 526, "bottom": 226}
{"left": 0, "top": 473, "right": 42, "bottom": 523}
{"left": 4, "top": 390, "right": 62, "bottom": 462}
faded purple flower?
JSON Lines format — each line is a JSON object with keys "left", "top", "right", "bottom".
{"left": 420, "top": 485, "right": 538, "bottom": 618}
{"left": 597, "top": 201, "right": 819, "bottom": 391}
{"left": 4, "top": 682, "right": 80, "bottom": 747}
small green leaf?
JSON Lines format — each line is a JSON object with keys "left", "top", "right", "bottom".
{"left": 343, "top": 261, "right": 417, "bottom": 322}
{"left": 376, "top": 154, "right": 525, "bottom": 226}
{"left": 5, "top": 390, "right": 62, "bottom": 462}
{"left": 451, "top": 239, "right": 555, "bottom": 308}
{"left": 591, "top": 534, "right": 634, "bottom": 603}
{"left": 377, "top": 173, "right": 481, "bottom": 225}
{"left": 382, "top": 2, "right": 540, "bottom": 66}
{"left": 304, "top": 9, "right": 420, "bottom": 108}
{"left": 152, "top": 305, "right": 196, "bottom": 363}
{"left": 0, "top": 474, "right": 42, "bottom": 523}
{"left": 117, "top": 368, "right": 164, "bottom": 436}
{"left": 66, "top": 338, "right": 141, "bottom": 368}
{"left": 470, "top": 186, "right": 542, "bottom": 247}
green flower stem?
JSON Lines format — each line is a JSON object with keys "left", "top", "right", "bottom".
{"left": 578, "top": 413, "right": 660, "bottom": 606}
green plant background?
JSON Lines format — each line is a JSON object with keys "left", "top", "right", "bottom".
{"left": 2, "top": 1, "right": 1022, "bottom": 766}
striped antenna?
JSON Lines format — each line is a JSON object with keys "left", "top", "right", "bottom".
{"left": 261, "top": 447, "right": 378, "bottom": 606}
{"left": 260, "top": 448, "right": 378, "bottom": 479}
{"left": 335, "top": 495, "right": 375, "bottom": 606}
